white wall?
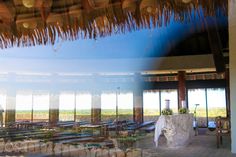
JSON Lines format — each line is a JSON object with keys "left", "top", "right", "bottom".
{"left": 229, "top": 0, "right": 236, "bottom": 153}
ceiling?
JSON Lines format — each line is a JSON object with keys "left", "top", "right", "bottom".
{"left": 0, "top": 0, "right": 227, "bottom": 49}
{"left": 0, "top": 0, "right": 229, "bottom": 74}
{"left": 0, "top": 12, "right": 228, "bottom": 60}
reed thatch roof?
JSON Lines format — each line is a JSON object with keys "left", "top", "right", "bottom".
{"left": 0, "top": 0, "right": 227, "bottom": 49}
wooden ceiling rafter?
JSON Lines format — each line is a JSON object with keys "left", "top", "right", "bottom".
{"left": 205, "top": 17, "right": 226, "bottom": 73}
{"left": 0, "top": 0, "right": 228, "bottom": 49}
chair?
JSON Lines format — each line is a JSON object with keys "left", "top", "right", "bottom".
{"left": 216, "top": 116, "right": 231, "bottom": 148}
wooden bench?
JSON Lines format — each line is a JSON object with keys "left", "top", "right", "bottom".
{"left": 144, "top": 125, "right": 155, "bottom": 132}
{"left": 216, "top": 116, "right": 230, "bottom": 148}
{"left": 125, "top": 121, "right": 155, "bottom": 131}
{"left": 49, "top": 133, "right": 92, "bottom": 142}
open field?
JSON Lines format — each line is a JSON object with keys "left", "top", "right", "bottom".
{"left": 13, "top": 107, "right": 226, "bottom": 125}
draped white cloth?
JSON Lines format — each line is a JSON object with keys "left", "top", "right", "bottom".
{"left": 154, "top": 116, "right": 166, "bottom": 147}
{"left": 154, "top": 114, "right": 194, "bottom": 148}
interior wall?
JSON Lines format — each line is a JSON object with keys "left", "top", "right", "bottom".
{"left": 229, "top": 0, "right": 236, "bottom": 153}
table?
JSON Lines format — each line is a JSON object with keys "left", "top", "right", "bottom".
{"left": 154, "top": 114, "right": 194, "bottom": 148}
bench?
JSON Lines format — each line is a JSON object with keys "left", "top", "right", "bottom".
{"left": 144, "top": 125, "right": 155, "bottom": 132}
{"left": 125, "top": 121, "right": 155, "bottom": 131}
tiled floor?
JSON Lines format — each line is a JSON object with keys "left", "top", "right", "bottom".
{"left": 137, "top": 130, "right": 236, "bottom": 157}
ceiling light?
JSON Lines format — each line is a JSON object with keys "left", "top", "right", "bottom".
{"left": 182, "top": 0, "right": 192, "bottom": 4}
{"left": 22, "top": 21, "right": 37, "bottom": 29}
{"left": 22, "top": 0, "right": 35, "bottom": 8}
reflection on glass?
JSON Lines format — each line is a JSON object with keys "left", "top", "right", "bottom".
{"left": 33, "top": 93, "right": 49, "bottom": 122}
{"left": 188, "top": 89, "right": 207, "bottom": 127}
{"left": 101, "top": 92, "right": 116, "bottom": 122}
{"left": 59, "top": 92, "right": 75, "bottom": 121}
{"left": 76, "top": 93, "right": 92, "bottom": 122}
{"left": 160, "top": 89, "right": 178, "bottom": 113}
{"left": 118, "top": 92, "right": 133, "bottom": 121}
{"left": 207, "top": 88, "right": 226, "bottom": 121}
{"left": 16, "top": 92, "right": 32, "bottom": 121}
{"left": 143, "top": 90, "right": 160, "bottom": 121}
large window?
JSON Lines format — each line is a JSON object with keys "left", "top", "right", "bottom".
{"left": 207, "top": 88, "right": 226, "bottom": 121}
{"left": 187, "top": 88, "right": 226, "bottom": 127}
{"left": 188, "top": 89, "right": 207, "bottom": 127}
{"left": 16, "top": 92, "right": 32, "bottom": 121}
{"left": 160, "top": 89, "right": 178, "bottom": 113}
{"left": 143, "top": 90, "right": 160, "bottom": 121}
{"left": 101, "top": 92, "right": 116, "bottom": 122}
{"left": 118, "top": 92, "right": 133, "bottom": 121}
{"left": 59, "top": 92, "right": 75, "bottom": 121}
{"left": 76, "top": 93, "right": 92, "bottom": 122}
{"left": 33, "top": 93, "right": 49, "bottom": 122}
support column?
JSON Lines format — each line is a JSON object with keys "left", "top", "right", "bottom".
{"left": 133, "top": 73, "right": 143, "bottom": 124}
{"left": 5, "top": 90, "right": 16, "bottom": 126}
{"left": 91, "top": 91, "right": 101, "bottom": 124}
{"left": 229, "top": 0, "right": 236, "bottom": 153}
{"left": 178, "top": 71, "right": 186, "bottom": 109}
{"left": 225, "top": 68, "right": 230, "bottom": 118}
{"left": 49, "top": 93, "right": 59, "bottom": 126}
{"left": 133, "top": 89, "right": 143, "bottom": 124}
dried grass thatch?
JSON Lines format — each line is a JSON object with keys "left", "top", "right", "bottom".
{"left": 0, "top": 0, "right": 228, "bottom": 49}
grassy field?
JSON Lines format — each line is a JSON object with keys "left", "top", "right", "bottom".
{"left": 14, "top": 107, "right": 226, "bottom": 122}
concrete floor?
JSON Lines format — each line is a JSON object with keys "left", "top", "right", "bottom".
{"left": 137, "top": 130, "right": 236, "bottom": 157}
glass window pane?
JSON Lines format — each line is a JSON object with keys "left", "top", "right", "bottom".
{"left": 160, "top": 89, "right": 178, "bottom": 113}
{"left": 33, "top": 93, "right": 49, "bottom": 122}
{"left": 143, "top": 90, "right": 160, "bottom": 122}
{"left": 118, "top": 92, "right": 133, "bottom": 121}
{"left": 59, "top": 92, "right": 75, "bottom": 121}
{"left": 101, "top": 92, "right": 116, "bottom": 122}
{"left": 16, "top": 92, "right": 32, "bottom": 121}
{"left": 188, "top": 89, "right": 207, "bottom": 127}
{"left": 0, "top": 92, "right": 6, "bottom": 125}
{"left": 207, "top": 88, "right": 226, "bottom": 122}
{"left": 76, "top": 93, "right": 92, "bottom": 122}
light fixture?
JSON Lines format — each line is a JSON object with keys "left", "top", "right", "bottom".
{"left": 22, "top": 0, "right": 35, "bottom": 8}
{"left": 182, "top": 0, "right": 192, "bottom": 4}
{"left": 146, "top": 6, "right": 152, "bottom": 13}
{"left": 22, "top": 22, "right": 30, "bottom": 29}
{"left": 22, "top": 21, "right": 37, "bottom": 29}
{"left": 140, "top": 0, "right": 158, "bottom": 14}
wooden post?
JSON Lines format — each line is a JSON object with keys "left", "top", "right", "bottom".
{"left": 49, "top": 93, "right": 59, "bottom": 127}
{"left": 74, "top": 92, "right": 77, "bottom": 122}
{"left": 178, "top": 71, "right": 186, "bottom": 109}
{"left": 225, "top": 68, "right": 230, "bottom": 118}
{"left": 5, "top": 90, "right": 16, "bottom": 126}
{"left": 133, "top": 73, "right": 143, "bottom": 124}
{"left": 91, "top": 91, "right": 101, "bottom": 124}
{"left": 229, "top": 0, "right": 236, "bottom": 152}
{"left": 31, "top": 93, "right": 34, "bottom": 122}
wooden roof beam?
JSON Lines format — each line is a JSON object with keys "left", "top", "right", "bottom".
{"left": 0, "top": 1, "right": 15, "bottom": 23}
{"left": 205, "top": 18, "right": 226, "bottom": 73}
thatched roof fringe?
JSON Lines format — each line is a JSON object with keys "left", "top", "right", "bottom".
{"left": 0, "top": 0, "right": 227, "bottom": 48}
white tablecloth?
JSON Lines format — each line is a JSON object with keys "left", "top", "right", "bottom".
{"left": 154, "top": 114, "right": 194, "bottom": 148}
